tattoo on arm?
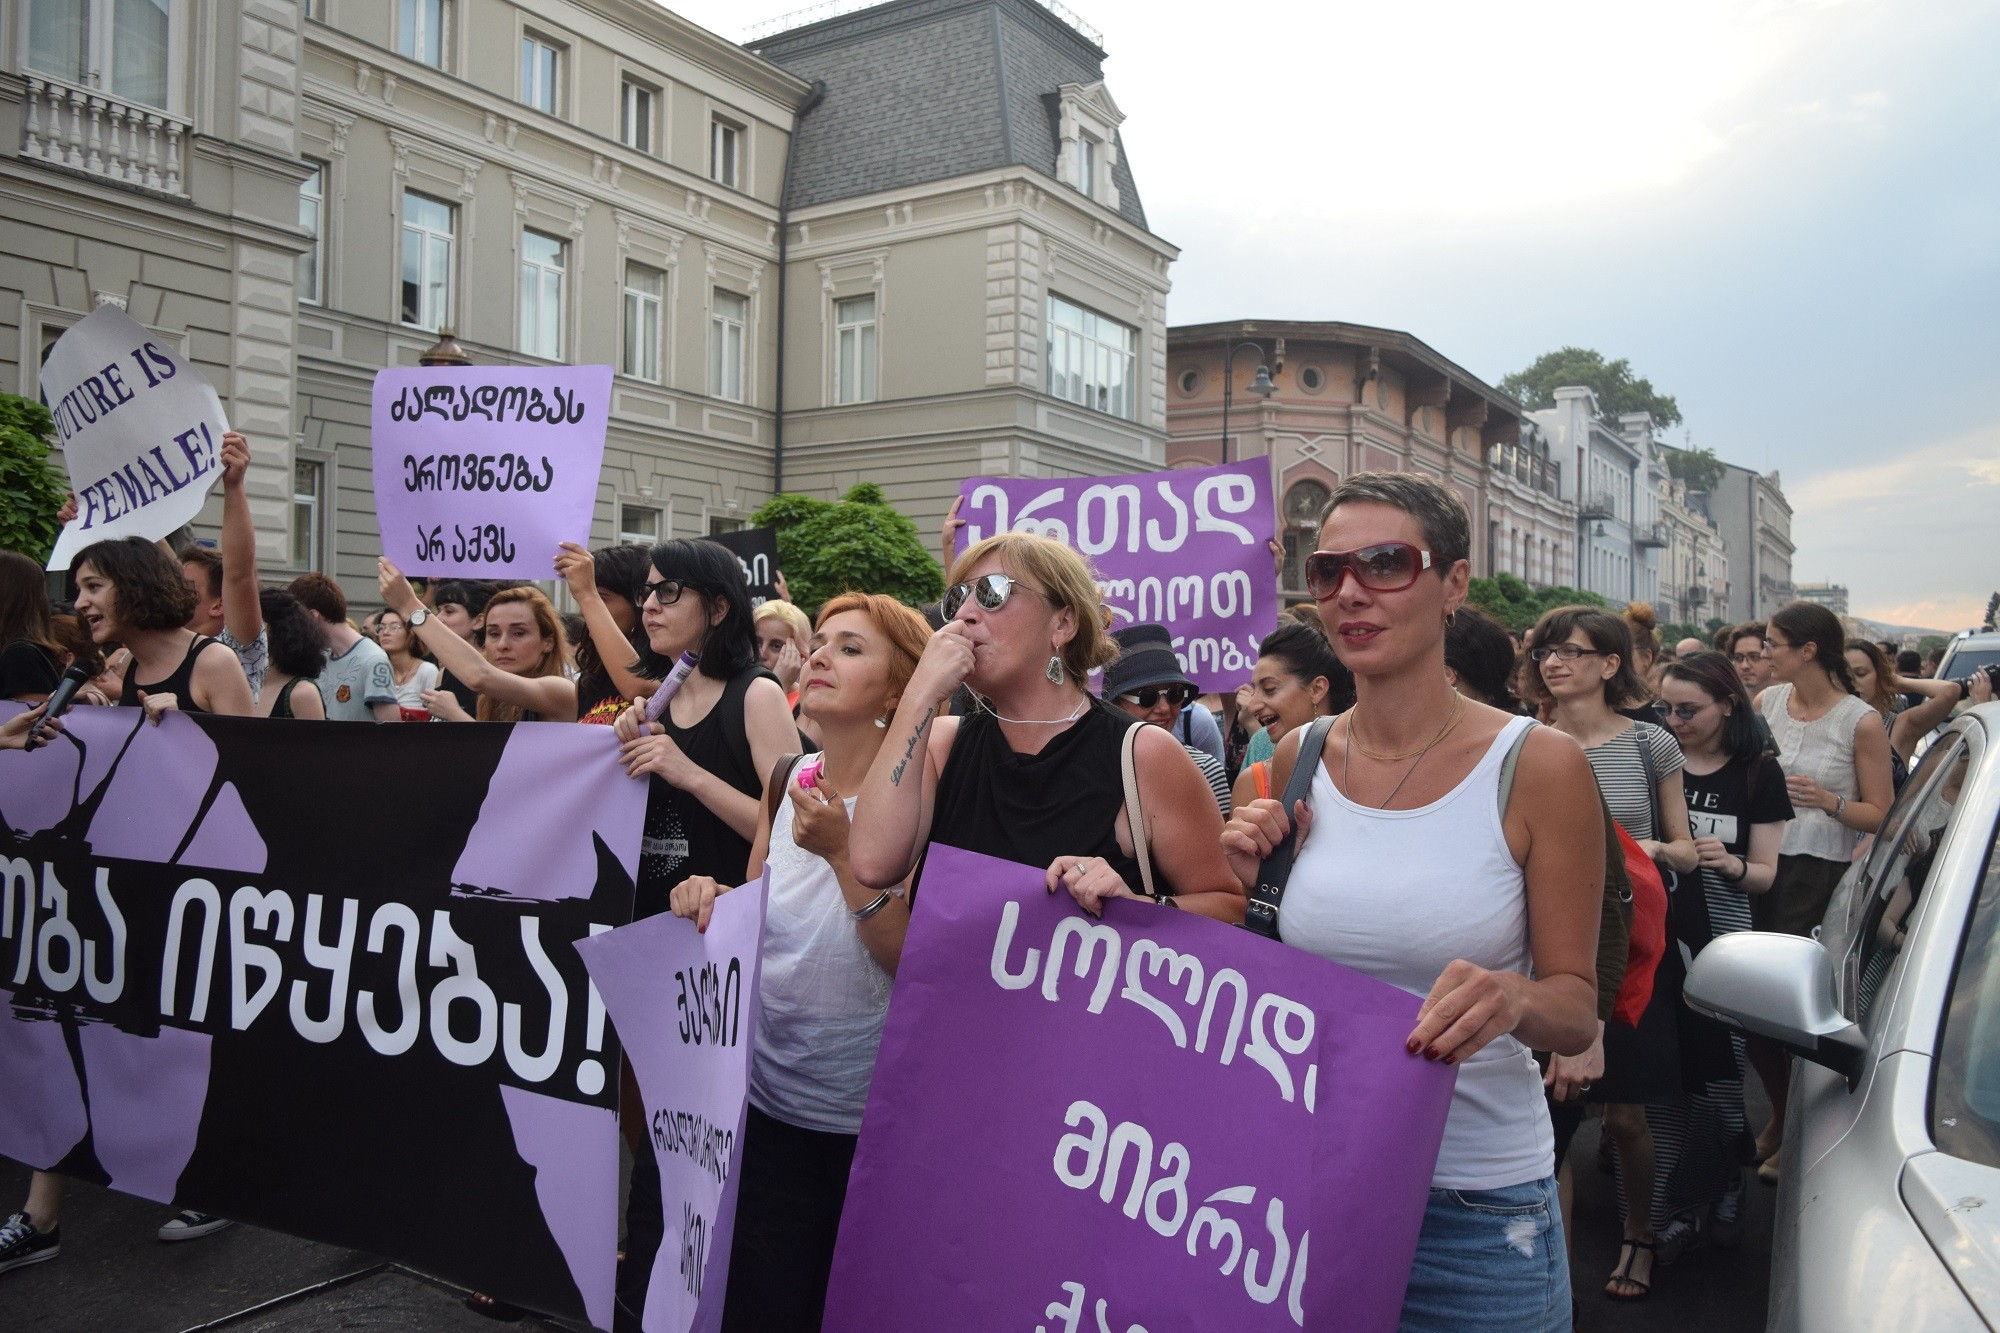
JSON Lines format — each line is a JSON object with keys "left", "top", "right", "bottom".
{"left": 889, "top": 716, "right": 931, "bottom": 788}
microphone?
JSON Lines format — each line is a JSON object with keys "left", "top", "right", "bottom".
{"left": 28, "top": 662, "right": 93, "bottom": 741}
{"left": 642, "top": 652, "right": 701, "bottom": 725}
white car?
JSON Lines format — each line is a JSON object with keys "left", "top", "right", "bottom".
{"left": 1686, "top": 704, "right": 2000, "bottom": 1331}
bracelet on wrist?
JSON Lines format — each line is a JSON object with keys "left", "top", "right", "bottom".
{"left": 849, "top": 889, "right": 896, "bottom": 921}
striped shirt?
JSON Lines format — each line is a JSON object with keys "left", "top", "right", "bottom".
{"left": 1185, "top": 743, "right": 1232, "bottom": 818}
{"left": 1583, "top": 720, "right": 1684, "bottom": 839}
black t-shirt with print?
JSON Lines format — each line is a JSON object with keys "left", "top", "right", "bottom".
{"left": 1682, "top": 754, "right": 1794, "bottom": 858}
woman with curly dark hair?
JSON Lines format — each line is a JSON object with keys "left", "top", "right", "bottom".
{"left": 254, "top": 589, "right": 328, "bottom": 720}
{"left": 554, "top": 541, "right": 664, "bottom": 725}
{"left": 71, "top": 537, "right": 252, "bottom": 721}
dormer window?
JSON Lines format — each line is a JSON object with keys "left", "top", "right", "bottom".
{"left": 1055, "top": 81, "right": 1123, "bottom": 210}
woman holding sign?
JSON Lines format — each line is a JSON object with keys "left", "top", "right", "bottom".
{"left": 72, "top": 537, "right": 253, "bottom": 721}
{"left": 849, "top": 531, "right": 1244, "bottom": 919}
{"left": 1219, "top": 472, "right": 1601, "bottom": 1333}
{"left": 668, "top": 592, "right": 931, "bottom": 1332}
{"left": 378, "top": 562, "right": 576, "bottom": 723}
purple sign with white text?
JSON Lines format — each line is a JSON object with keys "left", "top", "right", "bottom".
{"left": 956, "top": 460, "right": 1279, "bottom": 691}
{"left": 822, "top": 846, "right": 1456, "bottom": 1333}
{"left": 372, "top": 363, "right": 613, "bottom": 578}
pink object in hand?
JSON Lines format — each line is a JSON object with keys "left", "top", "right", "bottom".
{"left": 796, "top": 756, "right": 826, "bottom": 790}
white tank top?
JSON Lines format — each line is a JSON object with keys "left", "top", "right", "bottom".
{"left": 1760, "top": 683, "right": 1872, "bottom": 862}
{"left": 750, "top": 765, "right": 893, "bottom": 1134}
{"left": 1282, "top": 714, "right": 1553, "bottom": 1190}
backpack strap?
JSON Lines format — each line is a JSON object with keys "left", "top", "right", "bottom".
{"left": 1120, "top": 722, "right": 1157, "bottom": 898}
{"left": 1495, "top": 719, "right": 1538, "bottom": 817}
{"left": 1242, "top": 713, "right": 1337, "bottom": 940}
{"left": 765, "top": 752, "right": 801, "bottom": 822}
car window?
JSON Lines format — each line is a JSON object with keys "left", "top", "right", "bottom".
{"left": 1933, "top": 785, "right": 2000, "bottom": 1169}
{"left": 1941, "top": 647, "right": 2000, "bottom": 681}
{"left": 1841, "top": 737, "right": 1970, "bottom": 1032}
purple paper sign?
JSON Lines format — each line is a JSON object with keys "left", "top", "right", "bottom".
{"left": 576, "top": 873, "right": 767, "bottom": 1333}
{"left": 956, "top": 460, "right": 1279, "bottom": 691}
{"left": 823, "top": 847, "right": 1456, "bottom": 1333}
{"left": 371, "top": 363, "right": 613, "bottom": 578}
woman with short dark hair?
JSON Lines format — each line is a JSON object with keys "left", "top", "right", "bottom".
{"left": 1233, "top": 620, "right": 1352, "bottom": 807}
{"left": 72, "top": 537, "right": 253, "bottom": 721}
{"left": 0, "top": 551, "right": 63, "bottom": 705}
{"left": 255, "top": 589, "right": 328, "bottom": 720}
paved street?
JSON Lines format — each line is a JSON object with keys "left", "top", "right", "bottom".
{"left": 2, "top": 1103, "right": 1772, "bottom": 1332}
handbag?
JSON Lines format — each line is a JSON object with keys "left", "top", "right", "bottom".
{"left": 1119, "top": 722, "right": 1158, "bottom": 898}
{"left": 1241, "top": 715, "right": 1339, "bottom": 939}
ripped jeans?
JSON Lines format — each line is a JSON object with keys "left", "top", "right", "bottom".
{"left": 1397, "top": 1175, "right": 1569, "bottom": 1333}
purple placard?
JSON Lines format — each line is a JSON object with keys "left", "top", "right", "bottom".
{"left": 576, "top": 873, "right": 767, "bottom": 1333}
{"left": 823, "top": 846, "right": 1456, "bottom": 1332}
{"left": 371, "top": 363, "right": 613, "bottom": 578}
{"left": 955, "top": 460, "right": 1279, "bottom": 691}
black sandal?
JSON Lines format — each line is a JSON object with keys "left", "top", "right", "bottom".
{"left": 465, "top": 1292, "right": 525, "bottom": 1322}
{"left": 1605, "top": 1239, "right": 1655, "bottom": 1302}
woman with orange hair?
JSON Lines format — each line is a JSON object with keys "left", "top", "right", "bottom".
{"left": 669, "top": 591, "right": 932, "bottom": 1332}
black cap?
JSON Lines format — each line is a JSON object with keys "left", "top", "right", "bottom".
{"left": 1102, "top": 624, "right": 1196, "bottom": 700}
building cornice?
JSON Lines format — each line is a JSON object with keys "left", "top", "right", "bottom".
{"left": 1170, "top": 319, "right": 1519, "bottom": 422}
{"left": 586, "top": 0, "right": 814, "bottom": 107}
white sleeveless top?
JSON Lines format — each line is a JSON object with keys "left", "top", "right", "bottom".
{"left": 1283, "top": 714, "right": 1553, "bottom": 1190}
{"left": 749, "top": 763, "right": 893, "bottom": 1134}
{"left": 1760, "top": 683, "right": 1873, "bottom": 861}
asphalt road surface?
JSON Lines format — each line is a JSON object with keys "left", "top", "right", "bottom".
{"left": 0, "top": 1109, "right": 1773, "bottom": 1332}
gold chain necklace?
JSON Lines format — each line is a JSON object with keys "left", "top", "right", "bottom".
{"left": 1349, "top": 692, "right": 1465, "bottom": 761}
{"left": 1343, "top": 692, "right": 1465, "bottom": 810}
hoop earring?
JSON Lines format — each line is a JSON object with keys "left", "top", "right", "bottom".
{"left": 1047, "top": 655, "right": 1065, "bottom": 685}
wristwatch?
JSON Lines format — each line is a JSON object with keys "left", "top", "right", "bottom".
{"left": 1832, "top": 795, "right": 1847, "bottom": 820}
{"left": 407, "top": 607, "right": 430, "bottom": 629}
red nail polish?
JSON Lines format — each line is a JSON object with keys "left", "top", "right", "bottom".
{"left": 1406, "top": 1038, "right": 1421, "bottom": 1054}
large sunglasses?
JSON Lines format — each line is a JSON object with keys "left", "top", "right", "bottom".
{"left": 1304, "top": 542, "right": 1434, "bottom": 598}
{"left": 942, "top": 573, "right": 1044, "bottom": 620}
{"left": 1648, "top": 701, "right": 1709, "bottom": 722}
{"left": 1118, "top": 685, "right": 1197, "bottom": 711}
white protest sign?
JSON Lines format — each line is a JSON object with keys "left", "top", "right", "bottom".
{"left": 43, "top": 304, "right": 230, "bottom": 571}
{"left": 575, "top": 871, "right": 767, "bottom": 1333}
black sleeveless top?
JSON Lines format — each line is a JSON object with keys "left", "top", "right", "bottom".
{"left": 120, "top": 636, "right": 216, "bottom": 714}
{"left": 634, "top": 664, "right": 774, "bottom": 919}
{"left": 269, "top": 676, "right": 310, "bottom": 719}
{"left": 919, "top": 696, "right": 1142, "bottom": 898}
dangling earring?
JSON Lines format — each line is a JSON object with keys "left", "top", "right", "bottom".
{"left": 1047, "top": 654, "right": 1065, "bottom": 685}
{"left": 874, "top": 715, "right": 889, "bottom": 729}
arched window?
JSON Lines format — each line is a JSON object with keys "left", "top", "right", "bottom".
{"left": 1281, "top": 479, "right": 1333, "bottom": 593}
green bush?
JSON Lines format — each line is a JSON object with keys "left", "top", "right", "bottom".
{"left": 0, "top": 394, "right": 66, "bottom": 564}
{"left": 751, "top": 483, "right": 944, "bottom": 616}
{"left": 1465, "top": 573, "right": 1610, "bottom": 633}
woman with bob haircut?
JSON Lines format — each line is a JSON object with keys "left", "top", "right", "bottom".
{"left": 72, "top": 537, "right": 253, "bottom": 721}
{"left": 254, "top": 589, "right": 328, "bottom": 720}
{"left": 1521, "top": 602, "right": 1697, "bottom": 1302}
{"left": 379, "top": 563, "right": 577, "bottom": 724}
{"left": 1749, "top": 600, "right": 1893, "bottom": 1181}
{"left": 670, "top": 592, "right": 931, "bottom": 1332}
{"left": 849, "top": 531, "right": 1243, "bottom": 920}
{"left": 1220, "top": 471, "right": 1604, "bottom": 1331}
{"left": 1233, "top": 620, "right": 1352, "bottom": 807}
{"left": 0, "top": 550, "right": 64, "bottom": 704}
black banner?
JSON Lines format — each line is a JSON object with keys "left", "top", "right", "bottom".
{"left": 0, "top": 708, "right": 643, "bottom": 1326}
{"left": 701, "top": 527, "right": 780, "bottom": 604}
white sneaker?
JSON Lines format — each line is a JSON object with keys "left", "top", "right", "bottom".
{"left": 158, "top": 1210, "right": 235, "bottom": 1242}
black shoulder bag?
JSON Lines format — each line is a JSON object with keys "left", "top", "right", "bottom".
{"left": 1242, "top": 714, "right": 1338, "bottom": 940}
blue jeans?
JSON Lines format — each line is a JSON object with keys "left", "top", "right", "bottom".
{"left": 1397, "top": 1176, "right": 1570, "bottom": 1333}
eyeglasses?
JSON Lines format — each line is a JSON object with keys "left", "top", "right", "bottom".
{"left": 942, "top": 573, "right": 1045, "bottom": 620}
{"left": 1648, "top": 701, "right": 1708, "bottom": 722}
{"left": 1304, "top": 543, "right": 1434, "bottom": 598}
{"left": 1731, "top": 651, "right": 1767, "bottom": 665}
{"left": 1118, "top": 685, "right": 1197, "bottom": 711}
{"left": 1764, "top": 638, "right": 1795, "bottom": 652}
{"left": 1528, "top": 644, "right": 1606, "bottom": 662}
{"left": 641, "top": 579, "right": 693, "bottom": 606}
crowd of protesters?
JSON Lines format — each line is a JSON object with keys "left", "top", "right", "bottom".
{"left": 3, "top": 450, "right": 1992, "bottom": 1333}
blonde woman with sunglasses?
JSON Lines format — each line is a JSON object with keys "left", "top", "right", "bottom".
{"left": 849, "top": 532, "right": 1242, "bottom": 920}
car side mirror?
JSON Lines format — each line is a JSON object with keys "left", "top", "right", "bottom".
{"left": 1684, "top": 932, "right": 1868, "bottom": 1086}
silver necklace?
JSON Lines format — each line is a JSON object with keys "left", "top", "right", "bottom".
{"left": 978, "top": 693, "right": 1089, "bottom": 726}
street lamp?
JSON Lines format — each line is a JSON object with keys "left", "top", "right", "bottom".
{"left": 419, "top": 328, "right": 471, "bottom": 367}
{"left": 1219, "top": 339, "right": 1278, "bottom": 465}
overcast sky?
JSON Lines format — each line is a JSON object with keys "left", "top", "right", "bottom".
{"left": 671, "top": 0, "right": 1998, "bottom": 631}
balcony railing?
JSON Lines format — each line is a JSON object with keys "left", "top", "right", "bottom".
{"left": 1579, "top": 491, "right": 1617, "bottom": 521}
{"left": 22, "top": 75, "right": 188, "bottom": 197}
{"left": 1485, "top": 443, "right": 1561, "bottom": 498}
{"left": 1635, "top": 521, "right": 1670, "bottom": 549}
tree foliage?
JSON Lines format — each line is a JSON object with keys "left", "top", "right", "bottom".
{"left": 751, "top": 483, "right": 943, "bottom": 616}
{"left": 1662, "top": 444, "right": 1727, "bottom": 493}
{"left": 1464, "top": 572, "right": 1611, "bottom": 633}
{"left": 1984, "top": 592, "right": 1998, "bottom": 632}
{"left": 0, "top": 393, "right": 67, "bottom": 564}
{"left": 1498, "top": 346, "right": 1682, "bottom": 430}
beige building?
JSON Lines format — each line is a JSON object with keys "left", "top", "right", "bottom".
{"left": 8, "top": 0, "right": 1174, "bottom": 592}
{"left": 1710, "top": 461, "right": 1795, "bottom": 622}
{"left": 1654, "top": 473, "right": 1730, "bottom": 627}
{"left": 2, "top": 0, "right": 311, "bottom": 572}
{"left": 1167, "top": 321, "right": 1572, "bottom": 600}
